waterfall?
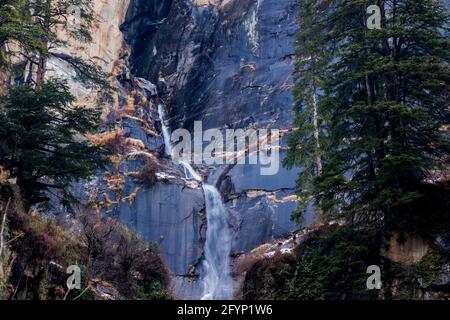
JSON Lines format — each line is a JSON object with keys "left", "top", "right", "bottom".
{"left": 157, "top": 104, "right": 174, "bottom": 157}
{"left": 157, "top": 103, "right": 234, "bottom": 300}
{"left": 200, "top": 185, "right": 234, "bottom": 300}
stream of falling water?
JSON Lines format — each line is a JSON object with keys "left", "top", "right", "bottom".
{"left": 157, "top": 104, "right": 234, "bottom": 300}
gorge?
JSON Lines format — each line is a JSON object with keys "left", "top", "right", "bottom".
{"left": 112, "top": 0, "right": 448, "bottom": 300}
{"left": 111, "top": 0, "right": 307, "bottom": 299}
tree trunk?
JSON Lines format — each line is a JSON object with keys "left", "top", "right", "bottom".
{"left": 311, "top": 61, "right": 323, "bottom": 176}
{"left": 36, "top": 54, "right": 47, "bottom": 89}
{"left": 35, "top": 0, "right": 52, "bottom": 89}
{"left": 312, "top": 82, "right": 322, "bottom": 176}
{"left": 0, "top": 198, "right": 11, "bottom": 262}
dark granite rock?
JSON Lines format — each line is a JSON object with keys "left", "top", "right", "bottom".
{"left": 227, "top": 189, "right": 313, "bottom": 254}
{"left": 118, "top": 0, "right": 302, "bottom": 298}
{"left": 123, "top": 119, "right": 164, "bottom": 150}
{"left": 225, "top": 153, "right": 301, "bottom": 194}
{"left": 117, "top": 181, "right": 205, "bottom": 276}
{"left": 122, "top": 0, "right": 297, "bottom": 131}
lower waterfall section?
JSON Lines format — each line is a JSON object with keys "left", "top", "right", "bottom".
{"left": 201, "top": 185, "right": 234, "bottom": 300}
{"left": 157, "top": 103, "right": 234, "bottom": 300}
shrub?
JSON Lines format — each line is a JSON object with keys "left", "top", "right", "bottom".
{"left": 243, "top": 227, "right": 381, "bottom": 300}
{"left": 415, "top": 249, "right": 449, "bottom": 289}
{"left": 243, "top": 252, "right": 296, "bottom": 300}
{"left": 78, "top": 213, "right": 170, "bottom": 300}
{"left": 0, "top": 80, "right": 108, "bottom": 208}
{"left": 0, "top": 202, "right": 171, "bottom": 300}
{"left": 90, "top": 129, "right": 144, "bottom": 155}
{"left": 133, "top": 161, "right": 158, "bottom": 188}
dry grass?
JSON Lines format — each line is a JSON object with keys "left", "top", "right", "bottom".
{"left": 0, "top": 201, "right": 171, "bottom": 300}
{"left": 89, "top": 129, "right": 145, "bottom": 154}
{"left": 122, "top": 187, "right": 141, "bottom": 205}
{"left": 0, "top": 167, "right": 8, "bottom": 184}
{"left": 102, "top": 172, "right": 126, "bottom": 202}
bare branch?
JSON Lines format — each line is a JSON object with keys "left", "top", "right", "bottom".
{"left": 0, "top": 198, "right": 12, "bottom": 259}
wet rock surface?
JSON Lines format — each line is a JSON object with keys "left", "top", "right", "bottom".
{"left": 118, "top": 0, "right": 301, "bottom": 298}
{"left": 122, "top": 0, "right": 297, "bottom": 130}
{"left": 115, "top": 181, "right": 205, "bottom": 276}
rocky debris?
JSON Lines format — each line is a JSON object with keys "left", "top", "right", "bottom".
{"left": 432, "top": 264, "right": 450, "bottom": 287}
{"left": 88, "top": 279, "right": 123, "bottom": 300}
{"left": 233, "top": 226, "right": 321, "bottom": 275}
{"left": 435, "top": 236, "right": 450, "bottom": 251}
{"left": 417, "top": 262, "right": 450, "bottom": 300}
{"left": 155, "top": 172, "right": 178, "bottom": 182}
{"left": 134, "top": 77, "right": 158, "bottom": 96}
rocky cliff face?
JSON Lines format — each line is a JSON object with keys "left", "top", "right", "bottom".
{"left": 57, "top": 0, "right": 307, "bottom": 299}
{"left": 122, "top": 0, "right": 297, "bottom": 130}
{"left": 47, "top": 0, "right": 131, "bottom": 100}
{"left": 31, "top": 0, "right": 449, "bottom": 300}
{"left": 108, "top": 0, "right": 310, "bottom": 299}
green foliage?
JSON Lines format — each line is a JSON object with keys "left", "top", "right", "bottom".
{"left": 0, "top": 80, "right": 108, "bottom": 207}
{"left": 286, "top": 0, "right": 450, "bottom": 234}
{"left": 243, "top": 227, "right": 381, "bottom": 300}
{"left": 284, "top": 0, "right": 332, "bottom": 221}
{"left": 51, "top": 53, "right": 110, "bottom": 90}
{"left": 380, "top": 259, "right": 421, "bottom": 300}
{"left": 0, "top": 0, "right": 47, "bottom": 56}
{"left": 415, "top": 249, "right": 449, "bottom": 288}
{"left": 30, "top": 0, "right": 111, "bottom": 91}
{"left": 32, "top": 0, "right": 95, "bottom": 43}
{"left": 283, "top": 227, "right": 380, "bottom": 300}
{"left": 133, "top": 280, "right": 172, "bottom": 300}
{"left": 0, "top": 0, "right": 110, "bottom": 92}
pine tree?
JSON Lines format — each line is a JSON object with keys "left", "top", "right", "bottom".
{"left": 9, "top": 0, "right": 109, "bottom": 90}
{"left": 0, "top": 80, "right": 108, "bottom": 208}
{"left": 0, "top": 0, "right": 112, "bottom": 209}
{"left": 284, "top": 0, "right": 333, "bottom": 221}
{"left": 0, "top": 0, "right": 45, "bottom": 67}
{"left": 288, "top": 0, "right": 450, "bottom": 234}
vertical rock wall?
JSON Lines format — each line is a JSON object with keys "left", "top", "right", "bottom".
{"left": 47, "top": 0, "right": 131, "bottom": 99}
{"left": 115, "top": 0, "right": 307, "bottom": 299}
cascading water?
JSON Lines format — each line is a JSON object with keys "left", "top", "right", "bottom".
{"left": 157, "top": 104, "right": 203, "bottom": 182}
{"left": 200, "top": 185, "right": 234, "bottom": 300}
{"left": 157, "top": 103, "right": 234, "bottom": 300}
{"left": 158, "top": 104, "right": 175, "bottom": 157}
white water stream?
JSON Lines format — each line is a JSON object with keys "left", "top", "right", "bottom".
{"left": 157, "top": 104, "right": 234, "bottom": 300}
